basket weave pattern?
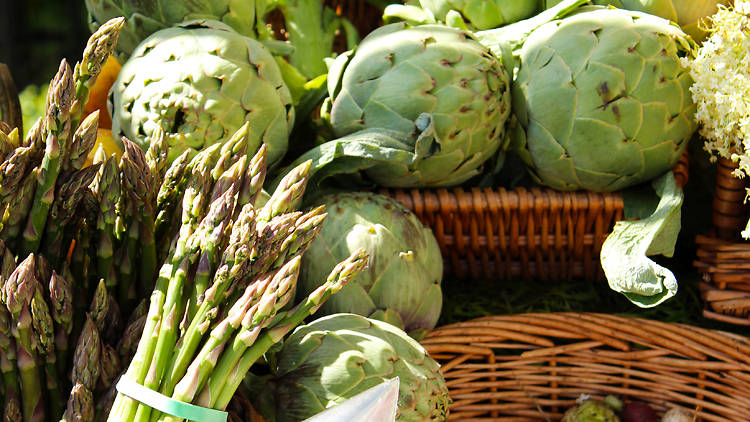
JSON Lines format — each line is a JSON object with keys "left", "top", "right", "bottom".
{"left": 422, "top": 313, "right": 750, "bottom": 421}
{"left": 380, "top": 153, "right": 689, "bottom": 281}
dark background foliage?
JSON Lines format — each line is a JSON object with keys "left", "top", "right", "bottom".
{"left": 0, "top": 0, "right": 90, "bottom": 90}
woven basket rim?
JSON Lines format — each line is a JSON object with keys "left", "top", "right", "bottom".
{"left": 423, "top": 312, "right": 750, "bottom": 421}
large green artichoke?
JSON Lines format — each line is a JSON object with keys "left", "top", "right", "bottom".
{"left": 510, "top": 6, "right": 696, "bottom": 192}
{"left": 110, "top": 20, "right": 294, "bottom": 166}
{"left": 247, "top": 313, "right": 451, "bottom": 422}
{"left": 298, "top": 192, "right": 443, "bottom": 340}
{"left": 323, "top": 22, "right": 511, "bottom": 187}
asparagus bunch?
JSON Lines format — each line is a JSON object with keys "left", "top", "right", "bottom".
{"left": 0, "top": 247, "right": 140, "bottom": 422}
{"left": 15, "top": 18, "right": 124, "bottom": 257}
{"left": 105, "top": 129, "right": 369, "bottom": 422}
{"left": 0, "top": 18, "right": 163, "bottom": 422}
{"left": 0, "top": 253, "right": 79, "bottom": 421}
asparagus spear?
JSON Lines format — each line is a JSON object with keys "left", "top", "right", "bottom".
{"left": 116, "top": 313, "right": 146, "bottom": 364}
{"left": 61, "top": 382, "right": 95, "bottom": 422}
{"left": 89, "top": 279, "right": 122, "bottom": 347}
{"left": 2, "top": 395, "right": 21, "bottom": 422}
{"left": 154, "top": 149, "right": 192, "bottom": 247}
{"left": 208, "top": 124, "right": 249, "bottom": 191}
{"left": 255, "top": 160, "right": 312, "bottom": 229}
{"left": 98, "top": 345, "right": 121, "bottom": 393}
{"left": 49, "top": 269, "right": 73, "bottom": 377}
{"left": 61, "top": 110, "right": 99, "bottom": 177}
{"left": 20, "top": 59, "right": 74, "bottom": 256}
{"left": 71, "top": 316, "right": 101, "bottom": 392}
{"left": 239, "top": 145, "right": 267, "bottom": 212}
{"left": 2, "top": 255, "right": 45, "bottom": 422}
{"left": 271, "top": 205, "right": 327, "bottom": 270}
{"left": 68, "top": 17, "right": 125, "bottom": 131}
{"left": 21, "top": 118, "right": 43, "bottom": 152}
{"left": 141, "top": 134, "right": 169, "bottom": 292}
{"left": 118, "top": 142, "right": 150, "bottom": 307}
{"left": 0, "top": 143, "right": 37, "bottom": 204}
{"left": 95, "top": 156, "right": 120, "bottom": 291}
{"left": 30, "top": 285, "right": 64, "bottom": 418}
{"left": 0, "top": 166, "right": 38, "bottom": 248}
{"left": 144, "top": 127, "right": 169, "bottom": 191}
{"left": 205, "top": 249, "right": 369, "bottom": 411}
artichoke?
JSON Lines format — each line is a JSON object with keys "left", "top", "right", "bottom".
{"left": 510, "top": 6, "right": 697, "bottom": 192}
{"left": 247, "top": 313, "right": 451, "bottom": 422}
{"left": 386, "top": 0, "right": 542, "bottom": 30}
{"left": 318, "top": 21, "right": 511, "bottom": 187}
{"left": 110, "top": 20, "right": 294, "bottom": 166}
{"left": 298, "top": 192, "right": 443, "bottom": 340}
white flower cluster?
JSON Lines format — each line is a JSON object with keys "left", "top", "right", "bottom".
{"left": 684, "top": 2, "right": 750, "bottom": 238}
{"left": 685, "top": 1, "right": 750, "bottom": 174}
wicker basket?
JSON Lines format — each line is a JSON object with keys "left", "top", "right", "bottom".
{"left": 694, "top": 158, "right": 750, "bottom": 325}
{"left": 421, "top": 312, "right": 750, "bottom": 421}
{"left": 379, "top": 153, "right": 690, "bottom": 281}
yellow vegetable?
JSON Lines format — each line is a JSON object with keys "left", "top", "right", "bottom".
{"left": 84, "top": 56, "right": 121, "bottom": 130}
{"left": 84, "top": 129, "right": 123, "bottom": 168}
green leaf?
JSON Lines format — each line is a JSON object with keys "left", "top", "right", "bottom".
{"left": 476, "top": 0, "right": 590, "bottom": 56}
{"left": 601, "top": 171, "right": 683, "bottom": 307}
{"left": 382, "top": 5, "right": 436, "bottom": 25}
{"left": 267, "top": 128, "right": 418, "bottom": 196}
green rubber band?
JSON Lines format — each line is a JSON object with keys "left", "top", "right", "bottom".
{"left": 116, "top": 378, "right": 228, "bottom": 422}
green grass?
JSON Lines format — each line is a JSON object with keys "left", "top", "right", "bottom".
{"left": 439, "top": 269, "right": 750, "bottom": 338}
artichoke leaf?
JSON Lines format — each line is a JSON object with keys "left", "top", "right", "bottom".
{"left": 383, "top": 4, "right": 438, "bottom": 25}
{"left": 600, "top": 171, "right": 683, "bottom": 307}
{"left": 267, "top": 128, "right": 423, "bottom": 194}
